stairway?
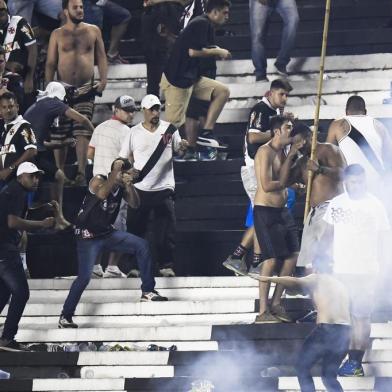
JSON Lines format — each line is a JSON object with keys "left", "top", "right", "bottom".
{"left": 0, "top": 276, "right": 391, "bottom": 391}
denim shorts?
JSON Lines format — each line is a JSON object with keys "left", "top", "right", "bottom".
{"left": 83, "top": 0, "right": 131, "bottom": 29}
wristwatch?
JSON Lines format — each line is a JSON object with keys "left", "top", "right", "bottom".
{"left": 8, "top": 164, "right": 16, "bottom": 171}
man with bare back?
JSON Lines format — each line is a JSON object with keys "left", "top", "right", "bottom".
{"left": 288, "top": 123, "right": 346, "bottom": 270}
{"left": 253, "top": 114, "right": 300, "bottom": 323}
{"left": 45, "top": 0, "right": 108, "bottom": 185}
{"left": 249, "top": 269, "right": 351, "bottom": 392}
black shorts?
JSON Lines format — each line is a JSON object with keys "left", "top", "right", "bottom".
{"left": 254, "top": 205, "right": 299, "bottom": 261}
{"left": 36, "top": 150, "right": 59, "bottom": 182}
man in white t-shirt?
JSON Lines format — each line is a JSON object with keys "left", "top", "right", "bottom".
{"left": 87, "top": 95, "right": 135, "bottom": 278}
{"left": 120, "top": 94, "right": 188, "bottom": 277}
{"left": 323, "top": 164, "right": 390, "bottom": 377}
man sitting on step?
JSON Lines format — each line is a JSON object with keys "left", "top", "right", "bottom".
{"left": 59, "top": 158, "right": 168, "bottom": 329}
{"left": 249, "top": 265, "right": 351, "bottom": 392}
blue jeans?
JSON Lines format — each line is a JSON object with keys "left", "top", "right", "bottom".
{"left": 83, "top": 0, "right": 131, "bottom": 29}
{"left": 249, "top": 0, "right": 299, "bottom": 77}
{"left": 0, "top": 249, "right": 30, "bottom": 341}
{"left": 8, "top": 0, "right": 62, "bottom": 23}
{"left": 296, "top": 324, "right": 350, "bottom": 392}
{"left": 62, "top": 230, "right": 155, "bottom": 318}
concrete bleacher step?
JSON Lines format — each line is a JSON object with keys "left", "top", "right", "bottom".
{"left": 98, "top": 77, "right": 391, "bottom": 103}
{"left": 4, "top": 299, "right": 256, "bottom": 316}
{"left": 99, "top": 54, "right": 392, "bottom": 80}
{"left": 5, "top": 312, "right": 257, "bottom": 328}
{"left": 25, "top": 287, "right": 259, "bottom": 302}
{"left": 28, "top": 276, "right": 258, "bottom": 289}
{"left": 279, "top": 376, "right": 390, "bottom": 391}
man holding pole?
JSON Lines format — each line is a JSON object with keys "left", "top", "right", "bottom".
{"left": 288, "top": 123, "right": 346, "bottom": 270}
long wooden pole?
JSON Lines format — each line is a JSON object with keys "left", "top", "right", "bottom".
{"left": 303, "top": 0, "right": 332, "bottom": 222}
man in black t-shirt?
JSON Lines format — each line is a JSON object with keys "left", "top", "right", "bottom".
{"left": 0, "top": 161, "right": 55, "bottom": 351}
{"left": 0, "top": 0, "right": 37, "bottom": 108}
{"left": 24, "top": 81, "right": 95, "bottom": 228}
{"left": 223, "top": 79, "right": 294, "bottom": 276}
{"left": 0, "top": 91, "right": 37, "bottom": 187}
{"left": 59, "top": 158, "right": 168, "bottom": 329}
{"left": 161, "top": 0, "right": 231, "bottom": 149}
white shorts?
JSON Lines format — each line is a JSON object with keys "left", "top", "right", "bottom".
{"left": 297, "top": 202, "right": 331, "bottom": 268}
{"left": 241, "top": 165, "right": 257, "bottom": 206}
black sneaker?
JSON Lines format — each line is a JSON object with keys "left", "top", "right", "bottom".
{"left": 274, "top": 62, "right": 288, "bottom": 77}
{"left": 0, "top": 339, "right": 29, "bottom": 352}
{"left": 141, "top": 290, "right": 168, "bottom": 302}
{"left": 197, "top": 131, "right": 227, "bottom": 149}
{"left": 58, "top": 315, "right": 78, "bottom": 329}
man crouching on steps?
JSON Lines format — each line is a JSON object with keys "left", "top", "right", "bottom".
{"left": 59, "top": 158, "right": 167, "bottom": 329}
{"left": 249, "top": 268, "right": 351, "bottom": 392}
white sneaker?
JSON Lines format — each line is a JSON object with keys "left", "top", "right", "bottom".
{"left": 159, "top": 268, "right": 176, "bottom": 277}
{"left": 92, "top": 264, "right": 104, "bottom": 278}
{"left": 104, "top": 266, "right": 127, "bottom": 278}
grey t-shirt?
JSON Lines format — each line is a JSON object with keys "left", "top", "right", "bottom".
{"left": 24, "top": 97, "right": 69, "bottom": 151}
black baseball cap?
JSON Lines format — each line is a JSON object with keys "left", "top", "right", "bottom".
{"left": 114, "top": 95, "right": 136, "bottom": 112}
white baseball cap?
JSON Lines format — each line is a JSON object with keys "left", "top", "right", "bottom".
{"left": 16, "top": 162, "right": 44, "bottom": 176}
{"left": 141, "top": 94, "right": 161, "bottom": 109}
{"left": 37, "top": 82, "right": 66, "bottom": 102}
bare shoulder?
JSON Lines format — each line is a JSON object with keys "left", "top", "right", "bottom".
{"left": 330, "top": 118, "right": 349, "bottom": 132}
{"left": 84, "top": 23, "right": 102, "bottom": 36}
{"left": 50, "top": 27, "right": 62, "bottom": 38}
{"left": 254, "top": 144, "right": 271, "bottom": 164}
{"left": 319, "top": 142, "right": 340, "bottom": 155}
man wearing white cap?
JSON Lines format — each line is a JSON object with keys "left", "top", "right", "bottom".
{"left": 87, "top": 95, "right": 136, "bottom": 278}
{"left": 120, "top": 94, "right": 188, "bottom": 277}
{"left": 24, "top": 82, "right": 95, "bottom": 229}
{"left": 0, "top": 162, "right": 55, "bottom": 351}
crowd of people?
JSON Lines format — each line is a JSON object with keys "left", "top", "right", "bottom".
{"left": 0, "top": 1, "right": 390, "bottom": 391}
{"left": 222, "top": 75, "right": 392, "bottom": 390}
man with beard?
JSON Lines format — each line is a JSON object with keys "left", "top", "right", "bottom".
{"left": 45, "top": 0, "right": 108, "bottom": 186}
{"left": 120, "top": 94, "right": 188, "bottom": 278}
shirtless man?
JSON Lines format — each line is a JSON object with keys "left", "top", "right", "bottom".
{"left": 253, "top": 114, "right": 300, "bottom": 323}
{"left": 289, "top": 123, "right": 346, "bottom": 270}
{"left": 249, "top": 269, "right": 351, "bottom": 392}
{"left": 45, "top": 0, "right": 108, "bottom": 185}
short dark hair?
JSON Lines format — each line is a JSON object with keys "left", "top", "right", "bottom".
{"left": 291, "top": 122, "right": 311, "bottom": 139}
{"left": 270, "top": 78, "right": 293, "bottom": 92}
{"left": 62, "top": 0, "right": 69, "bottom": 10}
{"left": 270, "top": 114, "right": 291, "bottom": 135}
{"left": 346, "top": 95, "right": 366, "bottom": 114}
{"left": 0, "top": 91, "right": 17, "bottom": 103}
{"left": 206, "top": 0, "right": 231, "bottom": 13}
{"left": 344, "top": 163, "right": 365, "bottom": 178}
